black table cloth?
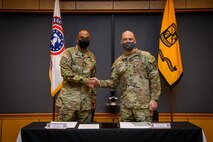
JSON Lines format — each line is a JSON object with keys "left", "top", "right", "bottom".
{"left": 20, "top": 122, "right": 203, "bottom": 142}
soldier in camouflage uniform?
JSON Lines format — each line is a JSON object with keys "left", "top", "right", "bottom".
{"left": 56, "top": 30, "right": 97, "bottom": 122}
{"left": 92, "top": 31, "right": 161, "bottom": 122}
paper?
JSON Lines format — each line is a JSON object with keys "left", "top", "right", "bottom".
{"left": 45, "top": 121, "right": 77, "bottom": 129}
{"left": 120, "top": 122, "right": 151, "bottom": 129}
{"left": 51, "top": 121, "right": 77, "bottom": 128}
{"left": 45, "top": 123, "right": 67, "bottom": 129}
{"left": 78, "top": 124, "right": 99, "bottom": 129}
{"left": 151, "top": 123, "right": 171, "bottom": 129}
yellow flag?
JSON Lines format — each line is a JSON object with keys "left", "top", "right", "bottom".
{"left": 158, "top": 0, "right": 183, "bottom": 86}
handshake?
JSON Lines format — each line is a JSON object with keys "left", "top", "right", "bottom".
{"left": 87, "top": 77, "right": 100, "bottom": 88}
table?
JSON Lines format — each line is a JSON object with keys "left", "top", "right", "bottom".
{"left": 17, "top": 122, "right": 206, "bottom": 142}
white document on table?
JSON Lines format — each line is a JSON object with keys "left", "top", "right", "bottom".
{"left": 120, "top": 122, "right": 151, "bottom": 129}
{"left": 78, "top": 124, "right": 100, "bottom": 129}
{"left": 51, "top": 121, "right": 77, "bottom": 128}
{"left": 151, "top": 123, "right": 171, "bottom": 129}
{"left": 45, "top": 121, "right": 78, "bottom": 129}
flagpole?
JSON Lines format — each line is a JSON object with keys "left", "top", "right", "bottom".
{"left": 158, "top": 0, "right": 183, "bottom": 122}
{"left": 52, "top": 96, "right": 56, "bottom": 121}
{"left": 50, "top": 0, "right": 64, "bottom": 122}
{"left": 170, "top": 87, "right": 173, "bottom": 122}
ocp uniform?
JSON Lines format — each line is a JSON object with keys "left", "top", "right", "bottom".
{"left": 100, "top": 48, "right": 161, "bottom": 122}
{"left": 56, "top": 46, "right": 96, "bottom": 122}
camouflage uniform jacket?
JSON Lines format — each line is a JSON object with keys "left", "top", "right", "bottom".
{"left": 56, "top": 46, "right": 96, "bottom": 111}
{"left": 99, "top": 48, "right": 161, "bottom": 109}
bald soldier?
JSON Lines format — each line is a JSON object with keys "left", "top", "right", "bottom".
{"left": 91, "top": 31, "right": 161, "bottom": 122}
{"left": 56, "top": 30, "right": 97, "bottom": 122}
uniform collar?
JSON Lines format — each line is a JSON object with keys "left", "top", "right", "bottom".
{"left": 122, "top": 48, "right": 140, "bottom": 60}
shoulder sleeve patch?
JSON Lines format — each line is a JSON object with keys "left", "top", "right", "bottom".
{"left": 62, "top": 52, "right": 69, "bottom": 59}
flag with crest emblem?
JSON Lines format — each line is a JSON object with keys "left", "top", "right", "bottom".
{"left": 49, "top": 0, "right": 65, "bottom": 96}
{"left": 158, "top": 0, "right": 183, "bottom": 86}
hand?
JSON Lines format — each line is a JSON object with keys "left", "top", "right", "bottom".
{"left": 87, "top": 77, "right": 100, "bottom": 88}
{"left": 149, "top": 100, "right": 158, "bottom": 111}
{"left": 87, "top": 78, "right": 96, "bottom": 88}
{"left": 91, "top": 77, "right": 100, "bottom": 86}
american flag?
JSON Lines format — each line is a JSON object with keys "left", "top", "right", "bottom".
{"left": 49, "top": 0, "right": 65, "bottom": 97}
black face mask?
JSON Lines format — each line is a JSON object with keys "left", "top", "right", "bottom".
{"left": 122, "top": 42, "right": 135, "bottom": 51}
{"left": 78, "top": 39, "right": 90, "bottom": 49}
